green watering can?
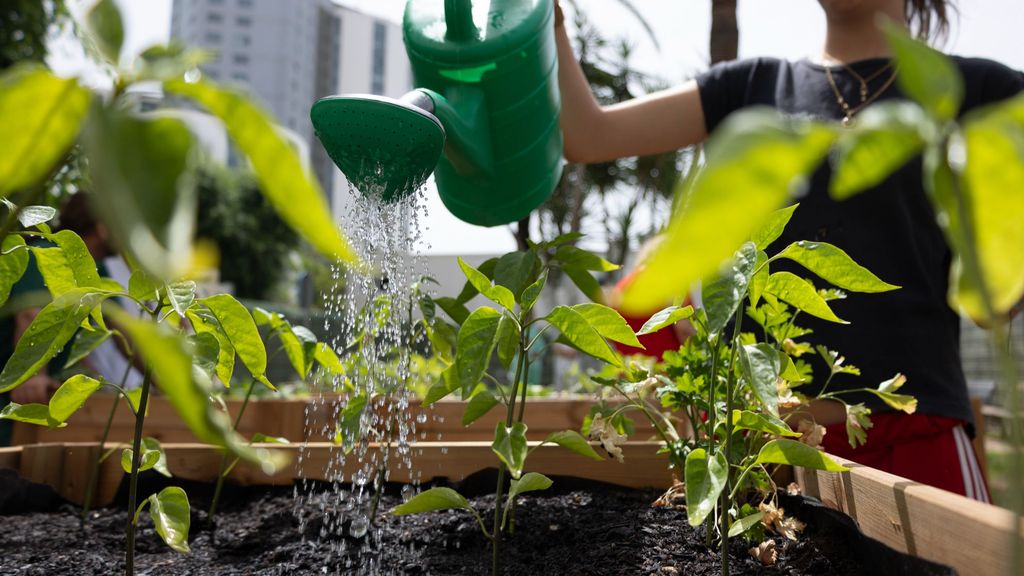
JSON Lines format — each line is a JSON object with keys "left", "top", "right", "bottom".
{"left": 311, "top": 0, "right": 562, "bottom": 227}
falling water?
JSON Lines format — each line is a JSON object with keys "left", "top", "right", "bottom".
{"left": 293, "top": 177, "right": 433, "bottom": 575}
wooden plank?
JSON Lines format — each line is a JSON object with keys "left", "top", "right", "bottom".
{"left": 0, "top": 445, "right": 22, "bottom": 470}
{"left": 797, "top": 455, "right": 1022, "bottom": 576}
{"left": 19, "top": 443, "right": 66, "bottom": 489}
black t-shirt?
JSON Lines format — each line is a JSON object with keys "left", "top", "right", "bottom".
{"left": 697, "top": 57, "right": 1024, "bottom": 429}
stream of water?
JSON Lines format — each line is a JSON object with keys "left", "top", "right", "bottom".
{"left": 293, "top": 181, "right": 433, "bottom": 575}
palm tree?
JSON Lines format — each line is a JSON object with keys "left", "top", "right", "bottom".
{"left": 710, "top": 0, "right": 739, "bottom": 64}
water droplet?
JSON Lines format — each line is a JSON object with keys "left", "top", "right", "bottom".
{"left": 401, "top": 484, "right": 415, "bottom": 502}
{"left": 349, "top": 514, "right": 369, "bottom": 538}
{"left": 415, "top": 413, "right": 427, "bottom": 424}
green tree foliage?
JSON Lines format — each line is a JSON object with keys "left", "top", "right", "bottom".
{"left": 0, "top": 0, "right": 69, "bottom": 70}
{"left": 194, "top": 162, "right": 298, "bottom": 300}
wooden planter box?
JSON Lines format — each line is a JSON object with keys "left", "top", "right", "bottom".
{"left": 797, "top": 455, "right": 1022, "bottom": 576}
{"left": 12, "top": 394, "right": 666, "bottom": 445}
{"left": 0, "top": 441, "right": 673, "bottom": 509}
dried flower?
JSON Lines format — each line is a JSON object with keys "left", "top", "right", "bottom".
{"left": 652, "top": 479, "right": 686, "bottom": 509}
{"left": 749, "top": 540, "right": 777, "bottom": 566}
{"left": 797, "top": 419, "right": 826, "bottom": 449}
{"left": 588, "top": 413, "right": 627, "bottom": 463}
{"left": 786, "top": 482, "right": 802, "bottom": 496}
{"left": 758, "top": 502, "right": 806, "bottom": 541}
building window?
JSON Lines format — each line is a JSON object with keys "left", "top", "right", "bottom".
{"left": 238, "top": 0, "right": 252, "bottom": 6}
{"left": 237, "top": 34, "right": 251, "bottom": 47}
{"left": 237, "top": 15, "right": 252, "bottom": 27}
{"left": 233, "top": 53, "right": 249, "bottom": 65}
{"left": 371, "top": 21, "right": 386, "bottom": 95}
{"left": 207, "top": 12, "right": 223, "bottom": 24}
{"left": 232, "top": 71, "right": 249, "bottom": 82}
{"left": 209, "top": 0, "right": 223, "bottom": 4}
{"left": 204, "top": 31, "right": 221, "bottom": 43}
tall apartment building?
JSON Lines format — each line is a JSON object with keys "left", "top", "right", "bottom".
{"left": 170, "top": 0, "right": 412, "bottom": 208}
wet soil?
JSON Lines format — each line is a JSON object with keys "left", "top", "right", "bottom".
{"left": 0, "top": 469, "right": 953, "bottom": 576}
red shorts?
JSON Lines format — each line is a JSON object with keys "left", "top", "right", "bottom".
{"left": 821, "top": 413, "right": 990, "bottom": 503}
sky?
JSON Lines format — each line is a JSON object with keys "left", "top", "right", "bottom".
{"left": 49, "top": 0, "right": 1024, "bottom": 254}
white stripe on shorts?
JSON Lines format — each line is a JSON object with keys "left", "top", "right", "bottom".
{"left": 954, "top": 425, "right": 990, "bottom": 504}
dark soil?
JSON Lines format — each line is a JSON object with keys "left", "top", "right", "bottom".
{"left": 0, "top": 469, "right": 953, "bottom": 576}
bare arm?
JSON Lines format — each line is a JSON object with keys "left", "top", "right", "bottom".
{"left": 556, "top": 15, "right": 708, "bottom": 164}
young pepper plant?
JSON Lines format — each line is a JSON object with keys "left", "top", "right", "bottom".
{"left": 599, "top": 205, "right": 914, "bottom": 575}
{"left": 392, "top": 236, "right": 640, "bottom": 576}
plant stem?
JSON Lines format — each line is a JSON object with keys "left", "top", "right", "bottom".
{"left": 208, "top": 377, "right": 257, "bottom": 525}
{"left": 123, "top": 370, "right": 153, "bottom": 576}
{"left": 705, "top": 335, "right": 721, "bottom": 549}
{"left": 720, "top": 312, "right": 745, "bottom": 576}
{"left": 492, "top": 334, "right": 528, "bottom": 576}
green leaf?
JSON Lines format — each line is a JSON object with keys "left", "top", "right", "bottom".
{"left": 882, "top": 20, "right": 963, "bottom": 122}
{"left": 553, "top": 245, "right": 619, "bottom": 272}
{"left": 755, "top": 439, "right": 847, "bottom": 472}
{"left": 749, "top": 250, "right": 769, "bottom": 307}
{"left": 86, "top": 0, "right": 125, "bottom": 64}
{"left": 458, "top": 257, "right": 515, "bottom": 311}
{"left": 506, "top": 472, "right": 553, "bottom": 504}
{"left": 636, "top": 305, "right": 694, "bottom": 336}
{"left": 0, "top": 67, "right": 92, "bottom": 197}
{"left": 462, "top": 390, "right": 499, "bottom": 426}
{"left": 121, "top": 444, "right": 160, "bottom": 475}
{"left": 455, "top": 307, "right": 502, "bottom": 393}
{"left": 572, "top": 303, "right": 644, "bottom": 348}
{"left": 752, "top": 204, "right": 798, "bottom": 250}
{"left": 392, "top": 487, "right": 471, "bottom": 516}
{"left": 249, "top": 433, "right": 289, "bottom": 444}
{"left": 521, "top": 269, "right": 547, "bottom": 315}
{"left": 333, "top": 394, "right": 367, "bottom": 452}
{"left": 774, "top": 241, "right": 898, "bottom": 293}
{"left": 492, "top": 422, "right": 528, "bottom": 479}
{"left": 166, "top": 281, "right": 196, "bottom": 318}
{"left": 684, "top": 448, "right": 728, "bottom": 526}
{"left": 189, "top": 332, "right": 220, "bottom": 380}
{"left": 0, "top": 403, "right": 60, "bottom": 427}
{"left": 542, "top": 430, "right": 604, "bottom": 461}
{"left": 0, "top": 290, "right": 109, "bottom": 393}
{"left": 64, "top": 327, "right": 112, "bottom": 369}
{"left": 867, "top": 373, "right": 917, "bottom": 413}
{"left": 164, "top": 79, "right": 355, "bottom": 263}
{"left": 48, "top": 374, "right": 102, "bottom": 424}
{"left": 142, "top": 437, "right": 172, "bottom": 477}
{"left": 622, "top": 110, "right": 835, "bottom": 314}
{"left": 125, "top": 388, "right": 143, "bottom": 414}
{"left": 148, "top": 486, "right": 191, "bottom": 553}
{"left": 955, "top": 106, "right": 1024, "bottom": 319}
{"left": 845, "top": 404, "right": 873, "bottom": 448}
{"left": 493, "top": 251, "right": 539, "bottom": 298}
{"left": 494, "top": 315, "right": 519, "bottom": 370}
{"left": 563, "top": 265, "right": 603, "bottom": 302}
{"left": 133, "top": 43, "right": 211, "bottom": 83}
{"left": 830, "top": 102, "right": 928, "bottom": 199}
{"left": 188, "top": 308, "right": 235, "bottom": 387}
{"left": 31, "top": 247, "right": 77, "bottom": 297}
{"left": 423, "top": 366, "right": 459, "bottom": 406}
{"left": 545, "top": 306, "right": 622, "bottom": 367}
{"left": 703, "top": 242, "right": 758, "bottom": 336}
{"left": 314, "top": 343, "right": 344, "bottom": 376}
{"left": 49, "top": 231, "right": 102, "bottom": 289}
{"left": 435, "top": 296, "right": 470, "bottom": 325}
{"left": 128, "top": 268, "right": 160, "bottom": 301}
{"left": 731, "top": 410, "right": 800, "bottom": 437}
{"left": 0, "top": 235, "right": 29, "bottom": 305}
{"left": 200, "top": 295, "right": 269, "bottom": 386}
{"left": 738, "top": 343, "right": 782, "bottom": 416}
{"left": 110, "top": 309, "right": 279, "bottom": 469}
{"left": 84, "top": 106, "right": 197, "bottom": 280}
{"left": 764, "top": 272, "right": 847, "bottom": 324}
{"left": 728, "top": 511, "right": 765, "bottom": 538}
{"left": 18, "top": 206, "right": 57, "bottom": 228}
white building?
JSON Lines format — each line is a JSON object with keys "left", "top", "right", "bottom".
{"left": 169, "top": 0, "right": 412, "bottom": 211}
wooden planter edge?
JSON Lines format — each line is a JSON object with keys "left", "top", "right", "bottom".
{"left": 0, "top": 441, "right": 674, "bottom": 509}
{"left": 796, "top": 455, "right": 1022, "bottom": 576}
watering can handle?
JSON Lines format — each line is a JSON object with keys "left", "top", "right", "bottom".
{"left": 444, "top": 0, "right": 477, "bottom": 41}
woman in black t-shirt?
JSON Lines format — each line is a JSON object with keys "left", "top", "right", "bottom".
{"left": 555, "top": 0, "right": 1023, "bottom": 501}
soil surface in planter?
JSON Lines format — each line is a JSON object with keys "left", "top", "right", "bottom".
{"left": 0, "top": 469, "right": 949, "bottom": 576}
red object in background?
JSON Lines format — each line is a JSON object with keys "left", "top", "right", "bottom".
{"left": 821, "top": 412, "right": 990, "bottom": 503}
{"left": 610, "top": 271, "right": 688, "bottom": 359}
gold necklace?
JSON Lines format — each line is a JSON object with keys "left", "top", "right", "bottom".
{"left": 821, "top": 53, "right": 893, "bottom": 102}
{"left": 825, "top": 65, "right": 899, "bottom": 127}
